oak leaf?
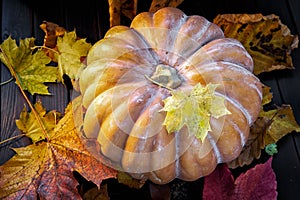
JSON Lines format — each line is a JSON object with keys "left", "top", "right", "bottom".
{"left": 213, "top": 13, "right": 299, "bottom": 75}
{"left": 0, "top": 36, "right": 57, "bottom": 95}
{"left": 0, "top": 99, "right": 117, "bottom": 200}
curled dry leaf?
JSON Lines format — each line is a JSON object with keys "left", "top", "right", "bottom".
{"left": 228, "top": 86, "right": 300, "bottom": 168}
{"left": 117, "top": 172, "right": 146, "bottom": 189}
{"left": 149, "top": 0, "right": 184, "bottom": 13}
{"left": 108, "top": 0, "right": 137, "bottom": 27}
{"left": 40, "top": 21, "right": 66, "bottom": 62}
{"left": 213, "top": 13, "right": 299, "bottom": 75}
{"left": 227, "top": 116, "right": 269, "bottom": 168}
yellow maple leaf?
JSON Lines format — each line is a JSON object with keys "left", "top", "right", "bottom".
{"left": 57, "top": 30, "right": 92, "bottom": 81}
{"left": 161, "top": 83, "right": 231, "bottom": 141}
{"left": 15, "top": 100, "right": 61, "bottom": 143}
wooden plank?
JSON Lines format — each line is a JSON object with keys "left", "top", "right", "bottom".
{"left": 61, "top": 0, "right": 107, "bottom": 43}
{"left": 272, "top": 133, "right": 300, "bottom": 200}
{"left": 0, "top": 0, "right": 34, "bottom": 164}
{"left": 286, "top": 0, "right": 300, "bottom": 33}
{"left": 285, "top": 0, "right": 300, "bottom": 156}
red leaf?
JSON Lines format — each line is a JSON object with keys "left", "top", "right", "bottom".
{"left": 233, "top": 157, "right": 277, "bottom": 200}
{"left": 203, "top": 164, "right": 235, "bottom": 200}
{"left": 203, "top": 158, "right": 277, "bottom": 200}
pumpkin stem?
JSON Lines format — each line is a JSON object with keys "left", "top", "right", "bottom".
{"left": 144, "top": 74, "right": 173, "bottom": 91}
{"left": 147, "top": 64, "right": 182, "bottom": 89}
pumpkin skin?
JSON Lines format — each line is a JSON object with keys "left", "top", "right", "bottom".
{"left": 79, "top": 7, "right": 263, "bottom": 184}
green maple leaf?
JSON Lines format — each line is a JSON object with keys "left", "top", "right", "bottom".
{"left": 57, "top": 30, "right": 92, "bottom": 81}
{"left": 161, "top": 83, "right": 231, "bottom": 141}
{"left": 0, "top": 36, "right": 57, "bottom": 95}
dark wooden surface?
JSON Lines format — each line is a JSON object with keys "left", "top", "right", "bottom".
{"left": 1, "top": 0, "right": 300, "bottom": 199}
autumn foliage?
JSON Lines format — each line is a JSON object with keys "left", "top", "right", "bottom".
{"left": 0, "top": 0, "right": 299, "bottom": 199}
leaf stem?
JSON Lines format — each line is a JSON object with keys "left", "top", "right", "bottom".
{"left": 31, "top": 45, "right": 59, "bottom": 54}
{"left": 0, "top": 134, "right": 26, "bottom": 145}
{"left": 0, "top": 46, "right": 49, "bottom": 141}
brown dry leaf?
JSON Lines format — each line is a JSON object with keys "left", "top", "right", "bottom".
{"left": 149, "top": 0, "right": 185, "bottom": 12}
{"left": 261, "top": 84, "right": 273, "bottom": 106}
{"left": 108, "top": 0, "right": 137, "bottom": 27}
{"left": 228, "top": 86, "right": 299, "bottom": 168}
{"left": 0, "top": 98, "right": 117, "bottom": 199}
{"left": 213, "top": 13, "right": 299, "bottom": 75}
{"left": 117, "top": 171, "right": 146, "bottom": 189}
{"left": 40, "top": 21, "right": 66, "bottom": 62}
{"left": 227, "top": 116, "right": 269, "bottom": 168}
{"left": 82, "top": 184, "right": 110, "bottom": 200}
{"left": 228, "top": 104, "right": 300, "bottom": 168}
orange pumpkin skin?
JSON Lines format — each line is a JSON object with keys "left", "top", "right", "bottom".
{"left": 79, "top": 7, "right": 263, "bottom": 184}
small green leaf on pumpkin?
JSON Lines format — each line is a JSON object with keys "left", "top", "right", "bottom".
{"left": 161, "top": 83, "right": 231, "bottom": 141}
{"left": 265, "top": 143, "right": 278, "bottom": 156}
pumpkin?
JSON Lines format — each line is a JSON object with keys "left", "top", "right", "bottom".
{"left": 78, "top": 7, "right": 263, "bottom": 184}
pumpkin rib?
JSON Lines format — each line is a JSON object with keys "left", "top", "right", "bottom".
{"left": 87, "top": 26, "right": 158, "bottom": 65}
{"left": 95, "top": 85, "right": 159, "bottom": 165}
{"left": 177, "top": 132, "right": 218, "bottom": 181}
{"left": 122, "top": 89, "right": 171, "bottom": 172}
{"left": 176, "top": 38, "right": 253, "bottom": 73}
{"left": 169, "top": 15, "right": 224, "bottom": 66}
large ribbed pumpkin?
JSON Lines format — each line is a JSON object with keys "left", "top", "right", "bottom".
{"left": 79, "top": 7, "right": 263, "bottom": 184}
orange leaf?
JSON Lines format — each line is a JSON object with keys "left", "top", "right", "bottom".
{"left": 149, "top": 0, "right": 185, "bottom": 13}
{"left": 108, "top": 0, "right": 137, "bottom": 27}
{"left": 40, "top": 21, "right": 66, "bottom": 62}
{"left": 0, "top": 98, "right": 117, "bottom": 199}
